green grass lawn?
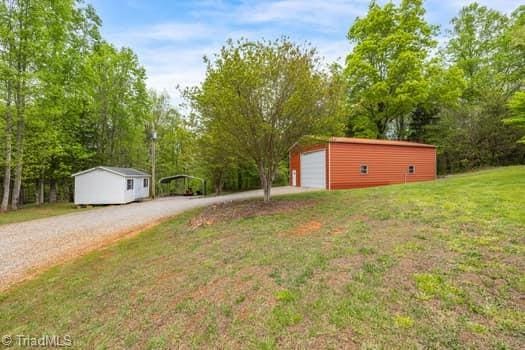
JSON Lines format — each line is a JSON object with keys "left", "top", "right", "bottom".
{"left": 1, "top": 167, "right": 524, "bottom": 349}
{"left": 0, "top": 202, "right": 87, "bottom": 225}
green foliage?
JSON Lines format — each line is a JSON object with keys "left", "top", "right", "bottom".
{"left": 414, "top": 273, "right": 464, "bottom": 304}
{"left": 344, "top": 0, "right": 445, "bottom": 139}
{"left": 82, "top": 42, "right": 150, "bottom": 167}
{"left": 1, "top": 0, "right": 524, "bottom": 209}
{"left": 148, "top": 90, "right": 196, "bottom": 194}
{"left": 188, "top": 37, "right": 345, "bottom": 201}
{"left": 344, "top": 1, "right": 524, "bottom": 173}
{"left": 505, "top": 91, "right": 525, "bottom": 143}
{"left": 394, "top": 315, "right": 414, "bottom": 329}
{"left": 426, "top": 3, "right": 525, "bottom": 173}
{"left": 0, "top": 0, "right": 166, "bottom": 206}
{"left": 275, "top": 289, "right": 296, "bottom": 303}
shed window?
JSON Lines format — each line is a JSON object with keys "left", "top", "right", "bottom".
{"left": 360, "top": 165, "right": 368, "bottom": 174}
{"left": 143, "top": 178, "right": 149, "bottom": 187}
{"left": 408, "top": 165, "right": 415, "bottom": 174}
{"left": 127, "top": 179, "right": 134, "bottom": 190}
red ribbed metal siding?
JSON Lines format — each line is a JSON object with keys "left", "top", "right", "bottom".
{"left": 290, "top": 151, "right": 301, "bottom": 186}
{"left": 329, "top": 142, "right": 436, "bottom": 189}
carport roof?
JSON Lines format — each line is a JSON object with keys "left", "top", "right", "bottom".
{"left": 159, "top": 174, "right": 205, "bottom": 183}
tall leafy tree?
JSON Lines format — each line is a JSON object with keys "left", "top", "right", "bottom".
{"left": 505, "top": 92, "right": 525, "bottom": 143}
{"left": 195, "top": 113, "right": 238, "bottom": 195}
{"left": 447, "top": 3, "right": 512, "bottom": 100}
{"left": 189, "top": 38, "right": 344, "bottom": 201}
{"left": 503, "top": 6, "right": 525, "bottom": 144}
{"left": 0, "top": 0, "right": 42, "bottom": 209}
{"left": 27, "top": 0, "right": 101, "bottom": 203}
{"left": 0, "top": 0, "right": 95, "bottom": 208}
{"left": 82, "top": 42, "right": 149, "bottom": 168}
{"left": 0, "top": 0, "right": 14, "bottom": 211}
{"left": 0, "top": 0, "right": 151, "bottom": 209}
{"left": 148, "top": 90, "right": 196, "bottom": 195}
{"left": 437, "top": 3, "right": 525, "bottom": 172}
{"left": 344, "top": 0, "right": 438, "bottom": 139}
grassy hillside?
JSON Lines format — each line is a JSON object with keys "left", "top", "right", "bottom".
{"left": 1, "top": 167, "right": 524, "bottom": 349}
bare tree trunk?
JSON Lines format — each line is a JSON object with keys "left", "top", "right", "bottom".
{"left": 69, "top": 182, "right": 74, "bottom": 202}
{"left": 259, "top": 159, "right": 278, "bottom": 202}
{"left": 1, "top": 140, "right": 12, "bottom": 212}
{"left": 20, "top": 184, "right": 24, "bottom": 205}
{"left": 259, "top": 166, "right": 272, "bottom": 202}
{"left": 1, "top": 89, "right": 12, "bottom": 212}
{"left": 36, "top": 176, "right": 44, "bottom": 204}
{"left": 35, "top": 179, "right": 40, "bottom": 204}
{"left": 263, "top": 177, "right": 271, "bottom": 202}
{"left": 11, "top": 66, "right": 26, "bottom": 210}
{"left": 214, "top": 172, "right": 223, "bottom": 195}
{"left": 11, "top": 117, "right": 24, "bottom": 210}
{"left": 49, "top": 179, "right": 57, "bottom": 203}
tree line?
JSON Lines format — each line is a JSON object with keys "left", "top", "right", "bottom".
{"left": 0, "top": 0, "right": 194, "bottom": 210}
{"left": 1, "top": 0, "right": 524, "bottom": 207}
{"left": 190, "top": 0, "right": 525, "bottom": 200}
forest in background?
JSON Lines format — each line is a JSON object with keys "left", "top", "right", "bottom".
{"left": 0, "top": 0, "right": 524, "bottom": 208}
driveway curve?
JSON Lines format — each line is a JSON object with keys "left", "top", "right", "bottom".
{"left": 0, "top": 186, "right": 315, "bottom": 290}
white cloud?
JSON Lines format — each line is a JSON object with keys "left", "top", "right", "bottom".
{"left": 314, "top": 39, "right": 351, "bottom": 65}
{"left": 441, "top": 0, "right": 523, "bottom": 14}
{"left": 237, "top": 0, "right": 368, "bottom": 31}
{"left": 110, "top": 22, "right": 214, "bottom": 45}
{"left": 104, "top": 0, "right": 524, "bottom": 107}
{"left": 100, "top": 1, "right": 373, "bottom": 104}
{"left": 139, "top": 22, "right": 213, "bottom": 41}
{"left": 138, "top": 43, "right": 220, "bottom": 106}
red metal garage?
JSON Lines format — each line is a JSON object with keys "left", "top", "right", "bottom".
{"left": 289, "top": 137, "right": 436, "bottom": 189}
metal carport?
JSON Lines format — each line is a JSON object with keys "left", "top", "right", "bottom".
{"left": 158, "top": 175, "right": 207, "bottom": 196}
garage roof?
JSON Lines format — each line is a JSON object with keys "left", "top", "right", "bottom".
{"left": 329, "top": 137, "right": 435, "bottom": 148}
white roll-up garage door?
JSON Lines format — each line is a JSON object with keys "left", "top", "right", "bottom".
{"left": 300, "top": 150, "right": 326, "bottom": 188}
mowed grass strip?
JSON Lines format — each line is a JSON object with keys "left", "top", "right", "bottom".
{"left": 0, "top": 202, "right": 90, "bottom": 225}
{"left": 0, "top": 166, "right": 524, "bottom": 349}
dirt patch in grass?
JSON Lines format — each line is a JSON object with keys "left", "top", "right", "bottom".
{"left": 291, "top": 220, "right": 323, "bottom": 236}
{"left": 188, "top": 199, "right": 316, "bottom": 228}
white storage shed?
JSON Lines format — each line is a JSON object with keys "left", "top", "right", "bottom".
{"left": 72, "top": 166, "right": 150, "bottom": 205}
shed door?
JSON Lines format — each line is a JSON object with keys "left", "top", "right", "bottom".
{"left": 300, "top": 150, "right": 326, "bottom": 188}
{"left": 134, "top": 178, "right": 141, "bottom": 198}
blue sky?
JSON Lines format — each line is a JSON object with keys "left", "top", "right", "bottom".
{"left": 89, "top": 0, "right": 523, "bottom": 104}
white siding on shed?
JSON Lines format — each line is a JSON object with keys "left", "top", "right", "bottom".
{"left": 123, "top": 177, "right": 150, "bottom": 203}
{"left": 300, "top": 150, "right": 326, "bottom": 188}
{"left": 73, "top": 167, "right": 150, "bottom": 205}
{"left": 74, "top": 169, "right": 126, "bottom": 205}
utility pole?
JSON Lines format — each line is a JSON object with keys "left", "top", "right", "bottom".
{"left": 151, "top": 130, "right": 157, "bottom": 198}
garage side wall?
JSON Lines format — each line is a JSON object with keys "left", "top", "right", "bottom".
{"left": 329, "top": 142, "right": 436, "bottom": 189}
{"left": 289, "top": 144, "right": 328, "bottom": 188}
{"left": 127, "top": 176, "right": 150, "bottom": 202}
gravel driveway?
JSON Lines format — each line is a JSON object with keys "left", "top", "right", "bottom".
{"left": 0, "top": 186, "right": 315, "bottom": 290}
